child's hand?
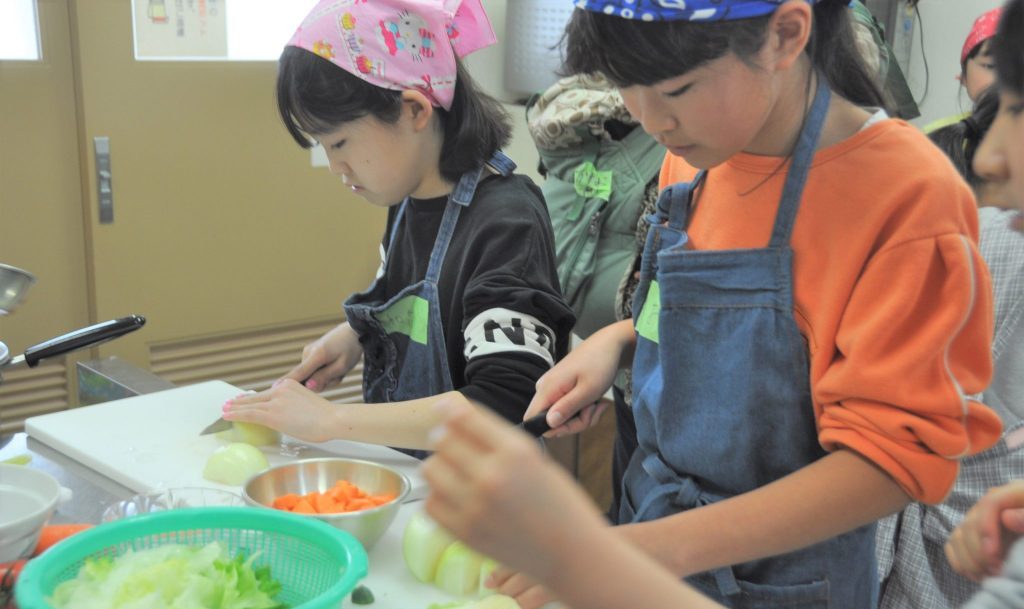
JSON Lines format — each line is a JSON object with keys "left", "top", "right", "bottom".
{"left": 279, "top": 322, "right": 362, "bottom": 392}
{"left": 524, "top": 320, "right": 634, "bottom": 437}
{"left": 946, "top": 481, "right": 1024, "bottom": 581}
{"left": 423, "top": 400, "right": 610, "bottom": 593}
{"left": 222, "top": 379, "right": 339, "bottom": 443}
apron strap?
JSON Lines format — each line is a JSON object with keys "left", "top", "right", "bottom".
{"left": 425, "top": 150, "right": 509, "bottom": 281}
{"left": 632, "top": 452, "right": 742, "bottom": 597}
{"left": 660, "top": 170, "right": 705, "bottom": 231}
{"left": 768, "top": 77, "right": 832, "bottom": 248}
{"left": 384, "top": 200, "right": 410, "bottom": 261}
{"left": 484, "top": 149, "right": 517, "bottom": 177}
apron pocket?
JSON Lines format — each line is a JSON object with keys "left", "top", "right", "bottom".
{"left": 687, "top": 573, "right": 830, "bottom": 609}
{"left": 731, "top": 577, "right": 830, "bottom": 608}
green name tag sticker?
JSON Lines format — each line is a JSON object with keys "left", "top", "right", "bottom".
{"left": 376, "top": 295, "right": 429, "bottom": 345}
{"left": 573, "top": 161, "right": 613, "bottom": 202}
{"left": 635, "top": 281, "right": 660, "bottom": 344}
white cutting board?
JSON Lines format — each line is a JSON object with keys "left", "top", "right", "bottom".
{"left": 24, "top": 380, "right": 426, "bottom": 498}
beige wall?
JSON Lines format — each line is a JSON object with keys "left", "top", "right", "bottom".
{"left": 0, "top": 1, "right": 90, "bottom": 354}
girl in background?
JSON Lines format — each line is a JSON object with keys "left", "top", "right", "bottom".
{"left": 224, "top": 0, "right": 574, "bottom": 455}
{"left": 925, "top": 7, "right": 1004, "bottom": 133}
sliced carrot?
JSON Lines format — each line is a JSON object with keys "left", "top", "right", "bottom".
{"left": 313, "top": 493, "right": 336, "bottom": 514}
{"left": 272, "top": 493, "right": 301, "bottom": 511}
{"left": 345, "top": 498, "right": 374, "bottom": 512}
{"left": 33, "top": 524, "right": 93, "bottom": 556}
{"left": 272, "top": 480, "right": 395, "bottom": 514}
{"left": 370, "top": 493, "right": 396, "bottom": 506}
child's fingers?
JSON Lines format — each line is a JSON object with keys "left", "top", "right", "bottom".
{"left": 494, "top": 570, "right": 539, "bottom": 599}
{"left": 578, "top": 400, "right": 609, "bottom": 427}
{"left": 1003, "top": 507, "right": 1024, "bottom": 533}
{"left": 546, "top": 387, "right": 599, "bottom": 429}
{"left": 525, "top": 372, "right": 571, "bottom": 419}
{"left": 487, "top": 564, "right": 518, "bottom": 589}
{"left": 512, "top": 584, "right": 558, "bottom": 609}
{"left": 945, "top": 534, "right": 986, "bottom": 582}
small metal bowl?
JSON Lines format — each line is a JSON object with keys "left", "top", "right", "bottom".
{"left": 242, "top": 458, "right": 410, "bottom": 550}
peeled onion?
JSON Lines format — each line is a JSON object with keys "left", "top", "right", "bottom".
{"left": 202, "top": 442, "right": 269, "bottom": 485}
{"left": 434, "top": 541, "right": 485, "bottom": 597}
{"left": 402, "top": 511, "right": 456, "bottom": 583}
{"left": 215, "top": 421, "right": 281, "bottom": 446}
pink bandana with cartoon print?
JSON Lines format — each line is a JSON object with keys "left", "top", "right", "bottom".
{"left": 287, "top": 0, "right": 496, "bottom": 110}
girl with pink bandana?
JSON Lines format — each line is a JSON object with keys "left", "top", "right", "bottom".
{"left": 224, "top": 1, "right": 575, "bottom": 457}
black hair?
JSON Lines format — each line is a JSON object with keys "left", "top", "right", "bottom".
{"left": 276, "top": 46, "right": 511, "bottom": 183}
{"left": 962, "top": 39, "right": 994, "bottom": 75}
{"left": 562, "top": 0, "right": 885, "bottom": 109}
{"left": 993, "top": 0, "right": 1024, "bottom": 96}
{"left": 929, "top": 87, "right": 999, "bottom": 188}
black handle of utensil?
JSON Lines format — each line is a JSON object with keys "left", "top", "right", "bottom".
{"left": 23, "top": 314, "right": 146, "bottom": 368}
{"left": 518, "top": 412, "right": 554, "bottom": 438}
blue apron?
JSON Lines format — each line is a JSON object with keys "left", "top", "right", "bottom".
{"left": 623, "top": 83, "right": 878, "bottom": 608}
{"left": 343, "top": 151, "right": 517, "bottom": 459}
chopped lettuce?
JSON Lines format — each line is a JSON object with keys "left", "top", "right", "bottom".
{"left": 48, "top": 542, "right": 285, "bottom": 609}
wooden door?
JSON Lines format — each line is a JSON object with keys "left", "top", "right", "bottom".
{"left": 68, "top": 1, "right": 384, "bottom": 375}
{"left": 0, "top": 0, "right": 90, "bottom": 429}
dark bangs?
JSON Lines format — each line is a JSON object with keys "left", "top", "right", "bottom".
{"left": 562, "top": 9, "right": 767, "bottom": 87}
{"left": 994, "top": 0, "right": 1024, "bottom": 96}
{"left": 276, "top": 46, "right": 403, "bottom": 148}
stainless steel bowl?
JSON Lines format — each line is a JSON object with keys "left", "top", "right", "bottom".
{"left": 242, "top": 458, "right": 410, "bottom": 550}
{"left": 0, "top": 264, "right": 36, "bottom": 316}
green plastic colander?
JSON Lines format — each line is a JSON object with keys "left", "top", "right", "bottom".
{"left": 15, "top": 507, "right": 368, "bottom": 609}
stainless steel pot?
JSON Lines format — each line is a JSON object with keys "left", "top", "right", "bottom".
{"left": 0, "top": 264, "right": 36, "bottom": 316}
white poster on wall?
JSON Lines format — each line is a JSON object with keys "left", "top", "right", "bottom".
{"left": 132, "top": 0, "right": 228, "bottom": 60}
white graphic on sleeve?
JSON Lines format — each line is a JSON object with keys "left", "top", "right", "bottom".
{"left": 463, "top": 308, "right": 556, "bottom": 367}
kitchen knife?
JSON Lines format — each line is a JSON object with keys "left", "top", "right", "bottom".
{"left": 199, "top": 417, "right": 233, "bottom": 436}
{"left": 517, "top": 412, "right": 554, "bottom": 438}
{"left": 517, "top": 411, "right": 586, "bottom": 438}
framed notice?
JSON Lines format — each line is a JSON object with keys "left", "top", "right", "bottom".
{"left": 132, "top": 0, "right": 228, "bottom": 60}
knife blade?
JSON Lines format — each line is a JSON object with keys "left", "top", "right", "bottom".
{"left": 199, "top": 417, "right": 233, "bottom": 436}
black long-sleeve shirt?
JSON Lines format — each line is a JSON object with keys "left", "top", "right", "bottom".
{"left": 378, "top": 172, "right": 575, "bottom": 422}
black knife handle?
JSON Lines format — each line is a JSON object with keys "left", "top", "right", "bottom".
{"left": 24, "top": 315, "right": 146, "bottom": 368}
{"left": 519, "top": 413, "right": 553, "bottom": 438}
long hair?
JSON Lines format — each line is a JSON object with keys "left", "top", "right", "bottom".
{"left": 276, "top": 47, "right": 511, "bottom": 183}
{"left": 993, "top": 0, "right": 1024, "bottom": 96}
{"left": 929, "top": 87, "right": 1000, "bottom": 188}
{"left": 562, "top": 0, "right": 885, "bottom": 109}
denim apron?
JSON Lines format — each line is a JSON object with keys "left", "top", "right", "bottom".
{"left": 623, "top": 83, "right": 878, "bottom": 608}
{"left": 343, "top": 151, "right": 516, "bottom": 459}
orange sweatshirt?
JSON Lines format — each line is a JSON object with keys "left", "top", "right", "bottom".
{"left": 659, "top": 119, "right": 1001, "bottom": 504}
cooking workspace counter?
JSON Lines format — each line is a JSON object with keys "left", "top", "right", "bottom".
{"left": 0, "top": 359, "right": 481, "bottom": 609}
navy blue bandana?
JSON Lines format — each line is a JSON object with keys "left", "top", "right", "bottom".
{"left": 573, "top": 0, "right": 821, "bottom": 21}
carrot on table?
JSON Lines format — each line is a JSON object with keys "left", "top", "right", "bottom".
{"left": 33, "top": 524, "right": 93, "bottom": 556}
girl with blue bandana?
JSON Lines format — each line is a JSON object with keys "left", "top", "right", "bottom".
{"left": 452, "top": 1, "right": 1001, "bottom": 607}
